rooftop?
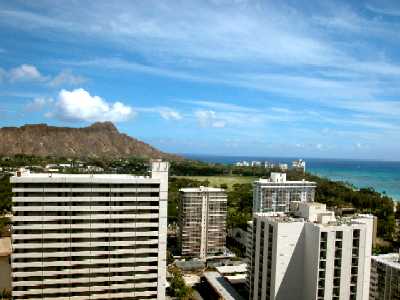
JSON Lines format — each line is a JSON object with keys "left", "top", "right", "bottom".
{"left": 179, "top": 186, "right": 226, "bottom": 193}
{"left": 203, "top": 272, "right": 244, "bottom": 300}
{"left": 12, "top": 173, "right": 150, "bottom": 179}
{"left": 255, "top": 173, "right": 316, "bottom": 185}
{"left": 254, "top": 202, "right": 374, "bottom": 227}
{"left": 216, "top": 264, "right": 247, "bottom": 274}
{"left": 372, "top": 253, "right": 400, "bottom": 270}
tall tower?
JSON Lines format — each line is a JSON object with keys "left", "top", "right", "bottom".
{"left": 11, "top": 161, "right": 169, "bottom": 300}
{"left": 247, "top": 203, "right": 373, "bottom": 300}
{"left": 178, "top": 186, "right": 227, "bottom": 259}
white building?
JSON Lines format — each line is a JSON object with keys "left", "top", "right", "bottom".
{"left": 278, "top": 164, "right": 288, "bottom": 171}
{"left": 253, "top": 173, "right": 316, "bottom": 213}
{"left": 236, "top": 161, "right": 250, "bottom": 167}
{"left": 247, "top": 202, "right": 373, "bottom": 300}
{"left": 370, "top": 253, "right": 400, "bottom": 299}
{"left": 178, "top": 187, "right": 227, "bottom": 259}
{"left": 251, "top": 161, "right": 262, "bottom": 167}
{"left": 10, "top": 160, "right": 169, "bottom": 300}
{"left": 292, "top": 159, "right": 306, "bottom": 172}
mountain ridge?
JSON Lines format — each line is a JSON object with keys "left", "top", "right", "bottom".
{"left": 0, "top": 122, "right": 180, "bottom": 160}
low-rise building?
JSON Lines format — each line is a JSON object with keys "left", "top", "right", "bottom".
{"left": 201, "top": 272, "right": 244, "bottom": 300}
{"left": 216, "top": 263, "right": 247, "bottom": 284}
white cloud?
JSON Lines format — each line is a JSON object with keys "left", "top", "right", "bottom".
{"left": 158, "top": 108, "right": 182, "bottom": 120}
{"left": 135, "top": 106, "right": 182, "bottom": 121}
{"left": 182, "top": 99, "right": 259, "bottom": 113}
{"left": 9, "top": 64, "right": 44, "bottom": 82}
{"left": 52, "top": 88, "right": 134, "bottom": 122}
{"left": 1, "top": 64, "right": 86, "bottom": 86}
{"left": 0, "top": 2, "right": 340, "bottom": 67}
{"left": 26, "top": 97, "right": 54, "bottom": 112}
{"left": 49, "top": 70, "right": 86, "bottom": 86}
{"left": 195, "top": 110, "right": 226, "bottom": 128}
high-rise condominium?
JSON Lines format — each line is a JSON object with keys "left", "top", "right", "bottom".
{"left": 247, "top": 202, "right": 373, "bottom": 300}
{"left": 370, "top": 253, "right": 400, "bottom": 299}
{"left": 11, "top": 160, "right": 168, "bottom": 300}
{"left": 178, "top": 186, "right": 227, "bottom": 259}
{"left": 253, "top": 172, "right": 316, "bottom": 213}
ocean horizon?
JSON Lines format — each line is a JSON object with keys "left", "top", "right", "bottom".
{"left": 181, "top": 153, "right": 400, "bottom": 202}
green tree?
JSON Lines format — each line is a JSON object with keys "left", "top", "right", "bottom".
{"left": 169, "top": 268, "right": 192, "bottom": 299}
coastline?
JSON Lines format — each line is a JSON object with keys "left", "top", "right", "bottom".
{"left": 182, "top": 154, "right": 400, "bottom": 202}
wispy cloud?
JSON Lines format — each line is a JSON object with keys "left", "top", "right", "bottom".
{"left": 9, "top": 64, "right": 46, "bottom": 82}
{"left": 195, "top": 110, "right": 226, "bottom": 128}
{"left": 48, "top": 70, "right": 87, "bottom": 87}
{"left": 136, "top": 106, "right": 182, "bottom": 121}
{"left": 366, "top": 3, "right": 400, "bottom": 17}
{"left": 181, "top": 99, "right": 260, "bottom": 113}
{"left": 26, "top": 97, "right": 53, "bottom": 112}
{"left": 0, "top": 64, "right": 86, "bottom": 87}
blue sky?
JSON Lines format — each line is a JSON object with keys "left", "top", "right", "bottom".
{"left": 0, "top": 0, "right": 400, "bottom": 160}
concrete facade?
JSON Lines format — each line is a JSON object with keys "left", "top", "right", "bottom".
{"left": 247, "top": 203, "right": 373, "bottom": 300}
{"left": 178, "top": 187, "right": 227, "bottom": 259}
{"left": 370, "top": 253, "right": 400, "bottom": 300}
{"left": 10, "top": 160, "right": 169, "bottom": 300}
{"left": 253, "top": 173, "right": 316, "bottom": 213}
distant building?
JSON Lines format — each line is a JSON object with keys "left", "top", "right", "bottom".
{"left": 44, "top": 163, "right": 57, "bottom": 169}
{"left": 292, "top": 159, "right": 306, "bottom": 172}
{"left": 86, "top": 165, "right": 104, "bottom": 173}
{"left": 370, "top": 253, "right": 400, "bottom": 299}
{"left": 264, "top": 162, "right": 275, "bottom": 169}
{"left": 58, "top": 163, "right": 71, "bottom": 168}
{"left": 179, "top": 186, "right": 227, "bottom": 259}
{"left": 278, "top": 163, "right": 288, "bottom": 171}
{"left": 247, "top": 202, "right": 374, "bottom": 300}
{"left": 253, "top": 172, "right": 316, "bottom": 213}
{"left": 251, "top": 161, "right": 262, "bottom": 167}
{"left": 235, "top": 161, "right": 250, "bottom": 167}
{"left": 10, "top": 160, "right": 169, "bottom": 300}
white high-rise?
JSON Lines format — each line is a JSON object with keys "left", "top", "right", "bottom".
{"left": 11, "top": 160, "right": 168, "bottom": 300}
{"left": 178, "top": 187, "right": 227, "bottom": 259}
{"left": 253, "top": 173, "right": 316, "bottom": 213}
{"left": 370, "top": 253, "right": 400, "bottom": 299}
{"left": 247, "top": 202, "right": 373, "bottom": 300}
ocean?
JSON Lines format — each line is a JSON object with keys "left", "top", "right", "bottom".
{"left": 182, "top": 154, "right": 400, "bottom": 201}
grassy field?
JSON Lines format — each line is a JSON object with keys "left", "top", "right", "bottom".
{"left": 172, "top": 175, "right": 255, "bottom": 190}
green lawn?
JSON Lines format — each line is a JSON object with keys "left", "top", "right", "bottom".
{"left": 172, "top": 175, "right": 255, "bottom": 190}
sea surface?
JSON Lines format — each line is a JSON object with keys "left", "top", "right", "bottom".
{"left": 182, "top": 154, "right": 400, "bottom": 201}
